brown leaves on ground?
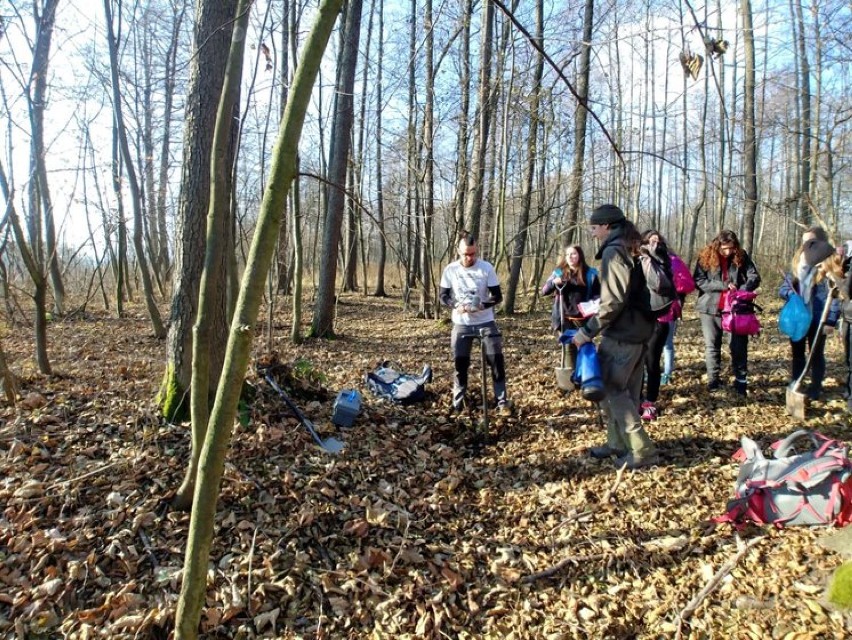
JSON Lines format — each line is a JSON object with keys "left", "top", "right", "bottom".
{"left": 1, "top": 297, "right": 851, "bottom": 639}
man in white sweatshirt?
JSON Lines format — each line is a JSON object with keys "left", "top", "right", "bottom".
{"left": 439, "top": 231, "right": 510, "bottom": 414}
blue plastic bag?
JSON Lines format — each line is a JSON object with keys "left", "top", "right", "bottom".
{"left": 559, "top": 330, "right": 605, "bottom": 402}
{"left": 778, "top": 293, "right": 811, "bottom": 342}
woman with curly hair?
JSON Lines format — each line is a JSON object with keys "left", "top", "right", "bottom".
{"left": 693, "top": 230, "right": 761, "bottom": 396}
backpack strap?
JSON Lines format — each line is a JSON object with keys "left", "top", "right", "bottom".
{"left": 835, "top": 477, "right": 852, "bottom": 526}
{"left": 732, "top": 435, "right": 764, "bottom": 463}
{"left": 772, "top": 430, "right": 831, "bottom": 458}
{"left": 586, "top": 267, "right": 598, "bottom": 300}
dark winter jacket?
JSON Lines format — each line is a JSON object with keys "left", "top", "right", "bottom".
{"left": 580, "top": 226, "right": 655, "bottom": 344}
{"left": 693, "top": 251, "right": 761, "bottom": 315}
{"left": 541, "top": 265, "right": 600, "bottom": 331}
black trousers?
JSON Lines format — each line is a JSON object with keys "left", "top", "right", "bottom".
{"left": 643, "top": 321, "right": 670, "bottom": 403}
{"left": 844, "top": 322, "right": 852, "bottom": 402}
{"left": 790, "top": 320, "right": 826, "bottom": 392}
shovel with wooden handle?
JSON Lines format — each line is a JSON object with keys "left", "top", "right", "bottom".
{"left": 479, "top": 327, "right": 489, "bottom": 440}
{"left": 786, "top": 283, "right": 836, "bottom": 420}
{"left": 553, "top": 286, "right": 574, "bottom": 391}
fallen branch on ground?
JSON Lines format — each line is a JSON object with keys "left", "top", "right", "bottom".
{"left": 674, "top": 535, "right": 764, "bottom": 638}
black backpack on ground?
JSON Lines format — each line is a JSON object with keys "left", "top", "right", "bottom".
{"left": 366, "top": 362, "right": 433, "bottom": 404}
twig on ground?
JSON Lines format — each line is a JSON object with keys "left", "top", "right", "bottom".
{"left": 247, "top": 526, "right": 258, "bottom": 616}
{"left": 51, "top": 460, "right": 125, "bottom": 489}
{"left": 386, "top": 517, "right": 412, "bottom": 577}
{"left": 522, "top": 548, "right": 632, "bottom": 583}
{"left": 137, "top": 528, "right": 159, "bottom": 570}
{"left": 602, "top": 462, "right": 628, "bottom": 503}
{"left": 549, "top": 509, "right": 593, "bottom": 534}
{"left": 674, "top": 535, "right": 764, "bottom": 638}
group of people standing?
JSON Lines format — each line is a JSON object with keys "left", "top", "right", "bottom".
{"left": 438, "top": 204, "right": 849, "bottom": 470}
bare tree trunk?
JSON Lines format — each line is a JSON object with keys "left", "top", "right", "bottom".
{"left": 27, "top": 0, "right": 65, "bottom": 318}
{"left": 343, "top": 168, "right": 358, "bottom": 291}
{"left": 809, "top": 6, "right": 823, "bottom": 217}
{"left": 110, "top": 131, "right": 128, "bottom": 314}
{"left": 311, "top": 0, "right": 363, "bottom": 337}
{"left": 103, "top": 0, "right": 165, "bottom": 338}
{"left": 402, "top": 0, "right": 418, "bottom": 311}
{"left": 159, "top": 0, "right": 237, "bottom": 421}
{"left": 419, "top": 0, "right": 435, "bottom": 318}
{"left": 713, "top": 0, "right": 729, "bottom": 233}
{"left": 565, "top": 0, "right": 594, "bottom": 245}
{"left": 350, "top": 0, "right": 373, "bottom": 296}
{"left": 0, "top": 163, "right": 51, "bottom": 374}
{"left": 488, "top": 0, "right": 517, "bottom": 267}
{"left": 286, "top": 0, "right": 306, "bottom": 343}
{"left": 792, "top": 0, "right": 811, "bottom": 226}
{"left": 504, "top": 0, "right": 543, "bottom": 314}
{"left": 452, "top": 0, "right": 472, "bottom": 235}
{"left": 741, "top": 0, "right": 758, "bottom": 250}
{"left": 174, "top": 2, "right": 344, "bottom": 635}
{"left": 463, "top": 0, "right": 494, "bottom": 241}
{"left": 140, "top": 22, "right": 162, "bottom": 294}
{"left": 0, "top": 338, "right": 18, "bottom": 405}
{"left": 171, "top": 0, "right": 247, "bottom": 514}
{"left": 372, "top": 0, "right": 387, "bottom": 297}
{"left": 155, "top": 5, "right": 184, "bottom": 284}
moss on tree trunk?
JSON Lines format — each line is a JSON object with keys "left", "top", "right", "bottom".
{"left": 157, "top": 363, "right": 189, "bottom": 422}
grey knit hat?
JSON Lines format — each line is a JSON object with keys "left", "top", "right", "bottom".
{"left": 589, "top": 204, "right": 626, "bottom": 225}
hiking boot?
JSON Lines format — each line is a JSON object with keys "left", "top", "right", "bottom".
{"left": 806, "top": 386, "right": 822, "bottom": 401}
{"left": 496, "top": 399, "right": 514, "bottom": 416}
{"left": 733, "top": 380, "right": 747, "bottom": 397}
{"left": 589, "top": 444, "right": 626, "bottom": 459}
{"left": 615, "top": 450, "right": 661, "bottom": 469}
{"left": 446, "top": 399, "right": 465, "bottom": 417}
{"left": 640, "top": 402, "right": 658, "bottom": 421}
{"left": 707, "top": 379, "right": 722, "bottom": 392}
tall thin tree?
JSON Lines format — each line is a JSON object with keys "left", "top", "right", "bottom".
{"left": 311, "top": 0, "right": 364, "bottom": 338}
{"left": 174, "top": 0, "right": 345, "bottom": 634}
{"left": 103, "top": 0, "right": 166, "bottom": 338}
{"left": 741, "top": 0, "right": 758, "bottom": 250}
{"left": 504, "top": 0, "right": 543, "bottom": 314}
{"left": 565, "top": 0, "right": 595, "bottom": 244}
{"left": 464, "top": 0, "right": 495, "bottom": 241}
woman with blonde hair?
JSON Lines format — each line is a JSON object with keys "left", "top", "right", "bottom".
{"left": 779, "top": 226, "right": 841, "bottom": 400}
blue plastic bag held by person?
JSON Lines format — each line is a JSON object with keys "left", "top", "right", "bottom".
{"left": 559, "top": 329, "right": 605, "bottom": 402}
{"left": 778, "top": 274, "right": 812, "bottom": 342}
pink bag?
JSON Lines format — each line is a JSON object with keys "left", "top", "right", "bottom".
{"left": 657, "top": 297, "right": 682, "bottom": 323}
{"left": 670, "top": 254, "right": 696, "bottom": 295}
{"left": 721, "top": 290, "right": 762, "bottom": 335}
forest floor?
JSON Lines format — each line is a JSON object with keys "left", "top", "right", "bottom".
{"left": 1, "top": 293, "right": 852, "bottom": 639}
